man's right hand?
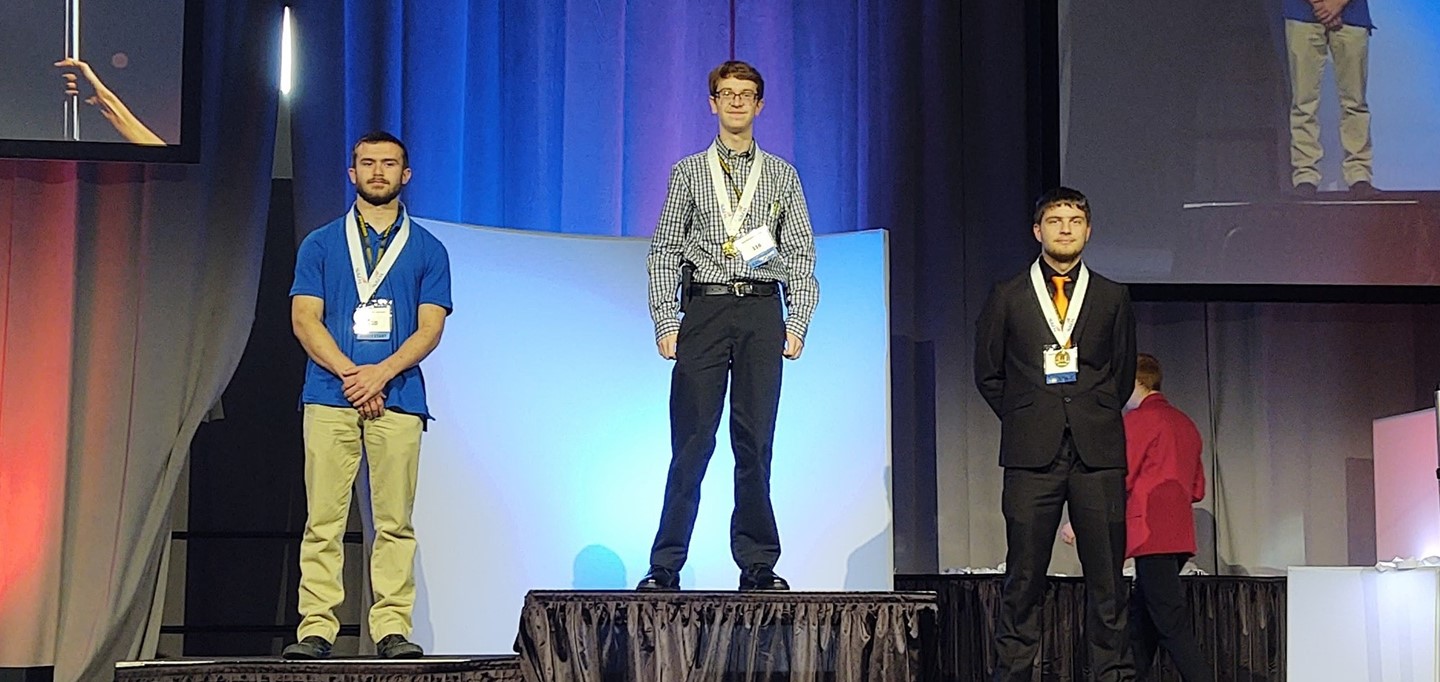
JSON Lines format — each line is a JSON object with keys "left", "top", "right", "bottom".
{"left": 656, "top": 332, "right": 678, "bottom": 360}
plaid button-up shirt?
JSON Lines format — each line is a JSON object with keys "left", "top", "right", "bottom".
{"left": 646, "top": 137, "right": 819, "bottom": 341}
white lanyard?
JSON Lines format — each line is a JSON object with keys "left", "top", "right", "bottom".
{"left": 706, "top": 140, "right": 764, "bottom": 239}
{"left": 345, "top": 204, "right": 411, "bottom": 304}
{"left": 1029, "top": 260, "right": 1090, "bottom": 347}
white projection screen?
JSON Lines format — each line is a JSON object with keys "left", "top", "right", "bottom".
{"left": 402, "top": 221, "right": 892, "bottom": 654}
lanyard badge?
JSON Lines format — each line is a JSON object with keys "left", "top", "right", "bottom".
{"left": 353, "top": 299, "right": 394, "bottom": 341}
{"left": 1029, "top": 260, "right": 1090, "bottom": 385}
{"left": 345, "top": 205, "right": 411, "bottom": 341}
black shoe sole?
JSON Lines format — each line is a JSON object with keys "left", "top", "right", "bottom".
{"left": 739, "top": 584, "right": 791, "bottom": 591}
{"left": 282, "top": 650, "right": 329, "bottom": 660}
{"left": 381, "top": 648, "right": 424, "bottom": 659}
{"left": 636, "top": 583, "right": 680, "bottom": 591}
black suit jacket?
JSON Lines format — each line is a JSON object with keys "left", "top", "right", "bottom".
{"left": 974, "top": 263, "right": 1137, "bottom": 469}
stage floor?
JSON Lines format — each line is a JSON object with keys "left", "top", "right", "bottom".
{"left": 1172, "top": 192, "right": 1440, "bottom": 284}
{"left": 117, "top": 579, "right": 1286, "bottom": 680}
{"left": 114, "top": 656, "right": 521, "bottom": 682}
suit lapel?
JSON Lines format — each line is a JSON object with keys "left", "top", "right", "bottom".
{"left": 1070, "top": 275, "right": 1099, "bottom": 347}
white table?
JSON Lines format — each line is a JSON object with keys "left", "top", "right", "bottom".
{"left": 1287, "top": 566, "right": 1439, "bottom": 681}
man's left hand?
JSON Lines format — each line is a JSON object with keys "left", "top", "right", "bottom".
{"left": 783, "top": 332, "right": 805, "bottom": 360}
{"left": 343, "top": 364, "right": 393, "bottom": 406}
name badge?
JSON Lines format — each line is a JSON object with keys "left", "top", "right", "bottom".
{"left": 734, "top": 227, "right": 778, "bottom": 268}
{"left": 1043, "top": 344, "right": 1079, "bottom": 384}
{"left": 354, "top": 299, "right": 393, "bottom": 341}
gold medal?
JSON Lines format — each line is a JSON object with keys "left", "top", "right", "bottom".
{"left": 722, "top": 239, "right": 738, "bottom": 258}
{"left": 1054, "top": 349, "right": 1071, "bottom": 368}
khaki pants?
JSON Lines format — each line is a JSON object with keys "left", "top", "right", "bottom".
{"left": 1285, "top": 19, "right": 1372, "bottom": 187}
{"left": 297, "top": 404, "right": 422, "bottom": 642}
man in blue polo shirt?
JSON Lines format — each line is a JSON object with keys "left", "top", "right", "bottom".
{"left": 1284, "top": 0, "right": 1375, "bottom": 196}
{"left": 282, "top": 131, "right": 452, "bottom": 660}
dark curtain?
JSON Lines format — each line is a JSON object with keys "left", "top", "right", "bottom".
{"left": 515, "top": 591, "right": 939, "bottom": 681}
{"left": 895, "top": 574, "right": 1286, "bottom": 682}
{"left": 182, "top": 179, "right": 313, "bottom": 656}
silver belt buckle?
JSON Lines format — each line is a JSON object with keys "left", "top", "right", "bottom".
{"left": 732, "top": 281, "right": 747, "bottom": 297}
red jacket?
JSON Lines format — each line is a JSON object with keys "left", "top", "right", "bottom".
{"left": 1124, "top": 393, "right": 1205, "bottom": 558}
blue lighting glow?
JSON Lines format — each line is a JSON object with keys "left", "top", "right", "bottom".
{"left": 408, "top": 222, "right": 892, "bottom": 654}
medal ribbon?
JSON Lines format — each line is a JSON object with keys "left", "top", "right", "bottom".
{"left": 1029, "top": 260, "right": 1090, "bottom": 349}
{"left": 344, "top": 203, "right": 412, "bottom": 304}
{"left": 706, "top": 139, "right": 764, "bottom": 243}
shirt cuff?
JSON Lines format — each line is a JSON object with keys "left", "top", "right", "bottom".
{"left": 784, "top": 318, "right": 808, "bottom": 341}
{"left": 655, "top": 318, "right": 681, "bottom": 341}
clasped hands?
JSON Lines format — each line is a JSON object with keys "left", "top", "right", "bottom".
{"left": 1309, "top": 0, "right": 1346, "bottom": 30}
{"left": 343, "top": 363, "right": 393, "bottom": 420}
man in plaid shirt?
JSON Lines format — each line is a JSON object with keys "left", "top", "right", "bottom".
{"left": 637, "top": 60, "right": 819, "bottom": 592}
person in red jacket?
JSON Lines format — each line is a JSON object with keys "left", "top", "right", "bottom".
{"left": 1122, "top": 353, "right": 1212, "bottom": 681}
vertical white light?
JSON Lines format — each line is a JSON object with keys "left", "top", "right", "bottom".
{"left": 279, "top": 6, "right": 293, "bottom": 96}
{"left": 71, "top": 0, "right": 81, "bottom": 57}
{"left": 66, "top": 0, "right": 82, "bottom": 139}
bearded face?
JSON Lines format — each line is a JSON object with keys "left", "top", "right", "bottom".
{"left": 1032, "top": 203, "right": 1091, "bottom": 266}
{"left": 348, "top": 141, "right": 410, "bottom": 207}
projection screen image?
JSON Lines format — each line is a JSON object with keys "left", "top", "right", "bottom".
{"left": 1061, "top": 0, "right": 1440, "bottom": 285}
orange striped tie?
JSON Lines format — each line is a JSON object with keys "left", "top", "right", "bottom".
{"left": 1051, "top": 276, "right": 1071, "bottom": 321}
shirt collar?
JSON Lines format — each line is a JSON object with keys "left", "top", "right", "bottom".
{"left": 715, "top": 135, "right": 755, "bottom": 160}
{"left": 1039, "top": 258, "right": 1082, "bottom": 282}
{"left": 354, "top": 202, "right": 407, "bottom": 235}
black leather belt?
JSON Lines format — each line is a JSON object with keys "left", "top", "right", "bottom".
{"left": 689, "top": 281, "right": 779, "bottom": 297}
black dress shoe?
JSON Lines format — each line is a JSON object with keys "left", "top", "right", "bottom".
{"left": 377, "top": 633, "right": 424, "bottom": 659}
{"left": 636, "top": 567, "right": 680, "bottom": 591}
{"left": 1348, "top": 180, "right": 1378, "bottom": 197}
{"left": 1292, "top": 182, "right": 1318, "bottom": 198}
{"left": 282, "top": 635, "right": 332, "bottom": 660}
{"left": 739, "top": 565, "right": 790, "bottom": 591}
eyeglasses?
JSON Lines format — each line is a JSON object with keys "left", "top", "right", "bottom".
{"left": 712, "top": 89, "right": 759, "bottom": 103}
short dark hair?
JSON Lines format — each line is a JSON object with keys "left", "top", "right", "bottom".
{"left": 351, "top": 131, "right": 408, "bottom": 168}
{"left": 1032, "top": 186, "right": 1091, "bottom": 224}
{"left": 708, "top": 61, "right": 765, "bottom": 101}
{"left": 1136, "top": 353, "right": 1162, "bottom": 391}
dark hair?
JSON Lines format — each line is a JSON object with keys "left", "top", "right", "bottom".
{"left": 351, "top": 131, "right": 408, "bottom": 168}
{"left": 708, "top": 61, "right": 765, "bottom": 101}
{"left": 1032, "top": 186, "right": 1091, "bottom": 224}
{"left": 1136, "top": 353, "right": 1162, "bottom": 391}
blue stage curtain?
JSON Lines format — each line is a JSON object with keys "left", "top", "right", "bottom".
{"left": 287, "top": 0, "right": 944, "bottom": 238}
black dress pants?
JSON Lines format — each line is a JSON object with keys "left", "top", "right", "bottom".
{"left": 1131, "top": 554, "right": 1213, "bottom": 681}
{"left": 995, "top": 433, "right": 1133, "bottom": 682}
{"left": 648, "top": 292, "right": 784, "bottom": 572}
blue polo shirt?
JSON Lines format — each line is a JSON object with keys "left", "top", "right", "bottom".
{"left": 290, "top": 207, "right": 453, "bottom": 421}
{"left": 1283, "top": 0, "right": 1373, "bottom": 29}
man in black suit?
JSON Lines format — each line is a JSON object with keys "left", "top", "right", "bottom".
{"left": 974, "top": 187, "right": 1137, "bottom": 682}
